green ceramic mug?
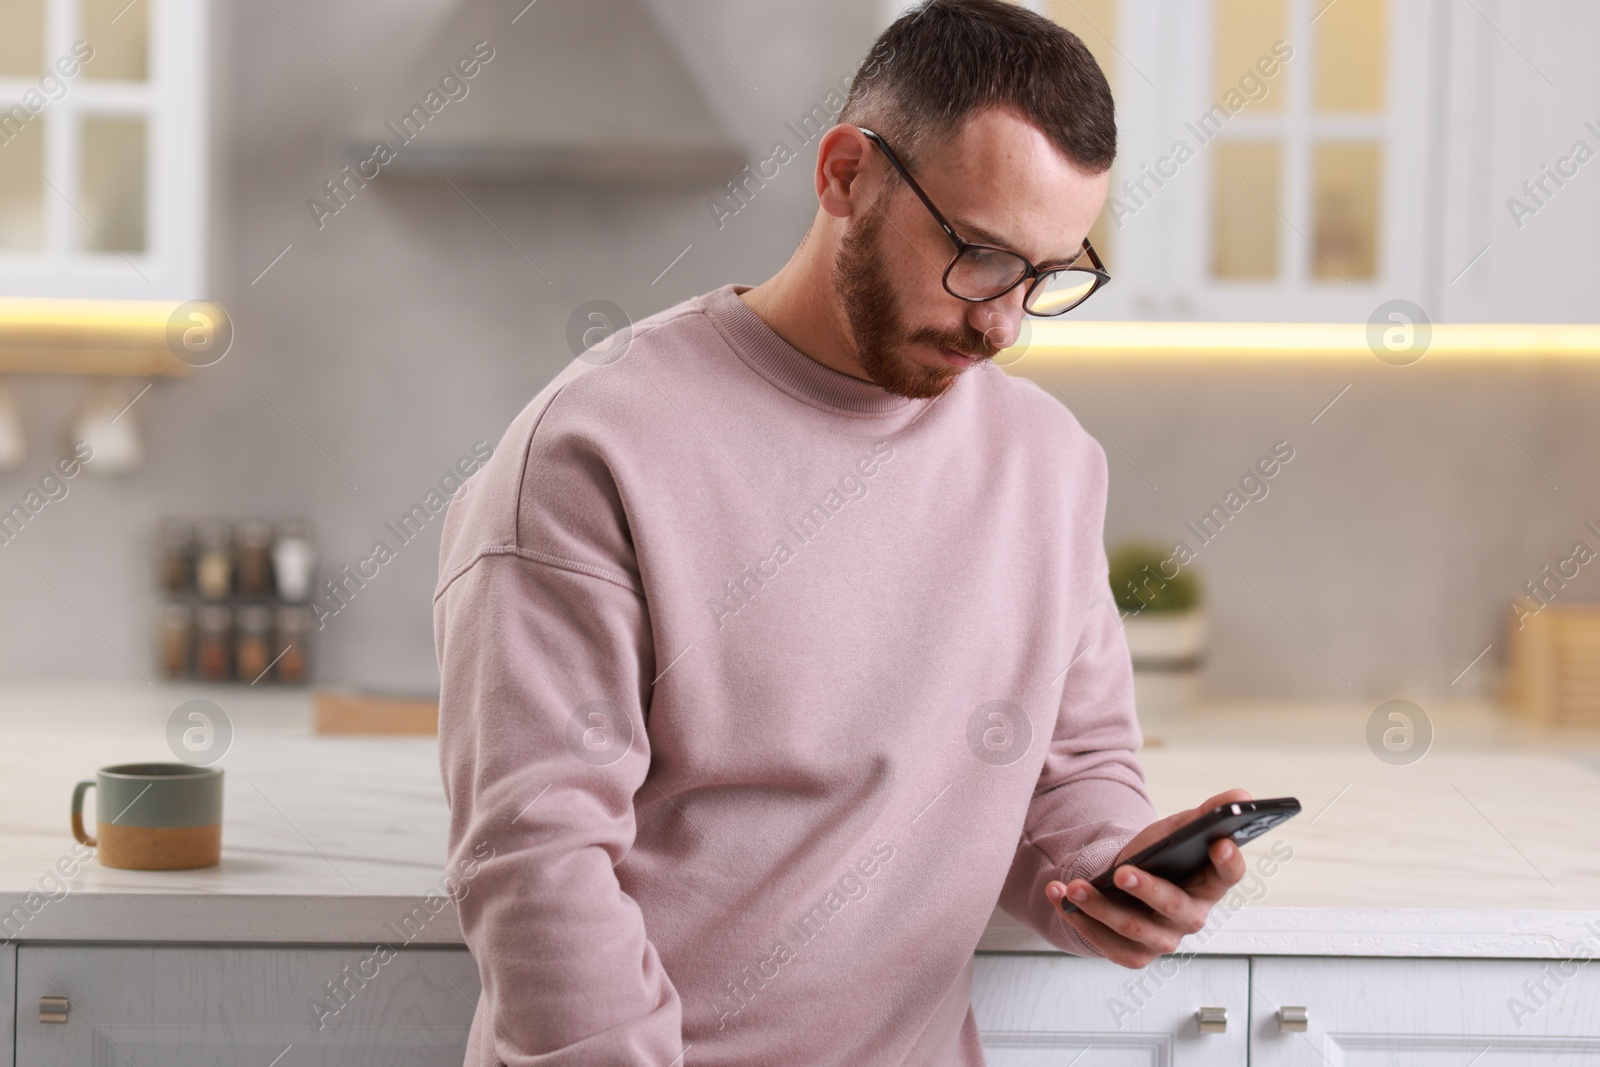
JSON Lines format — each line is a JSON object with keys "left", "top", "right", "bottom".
{"left": 71, "top": 763, "right": 223, "bottom": 870}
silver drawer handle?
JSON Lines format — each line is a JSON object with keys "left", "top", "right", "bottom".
{"left": 39, "top": 995, "right": 70, "bottom": 1024}
{"left": 1196, "top": 1006, "right": 1227, "bottom": 1033}
{"left": 1279, "top": 1005, "right": 1309, "bottom": 1032}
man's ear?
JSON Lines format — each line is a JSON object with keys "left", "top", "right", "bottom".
{"left": 815, "top": 124, "right": 874, "bottom": 220}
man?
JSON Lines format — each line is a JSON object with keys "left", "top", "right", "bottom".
{"left": 435, "top": 1, "right": 1251, "bottom": 1062}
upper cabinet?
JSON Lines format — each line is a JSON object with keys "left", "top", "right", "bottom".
{"left": 0, "top": 0, "right": 209, "bottom": 300}
{"left": 1045, "top": 0, "right": 1442, "bottom": 322}
{"left": 889, "top": 0, "right": 1445, "bottom": 323}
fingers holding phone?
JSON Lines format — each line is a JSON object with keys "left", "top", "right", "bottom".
{"left": 1044, "top": 792, "right": 1299, "bottom": 967}
{"left": 1179, "top": 833, "right": 1252, "bottom": 905}
{"left": 1057, "top": 852, "right": 1229, "bottom": 964}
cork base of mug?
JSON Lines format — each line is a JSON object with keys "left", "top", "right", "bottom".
{"left": 96, "top": 823, "right": 222, "bottom": 870}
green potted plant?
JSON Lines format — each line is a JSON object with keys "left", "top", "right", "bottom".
{"left": 1108, "top": 541, "right": 1206, "bottom": 720}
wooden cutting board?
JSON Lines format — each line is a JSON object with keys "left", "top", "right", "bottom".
{"left": 312, "top": 690, "right": 439, "bottom": 735}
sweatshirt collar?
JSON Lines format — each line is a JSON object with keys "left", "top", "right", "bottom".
{"left": 701, "top": 284, "right": 929, "bottom": 418}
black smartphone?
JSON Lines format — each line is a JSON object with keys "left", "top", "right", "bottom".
{"left": 1058, "top": 797, "right": 1300, "bottom": 914}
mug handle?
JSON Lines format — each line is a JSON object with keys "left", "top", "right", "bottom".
{"left": 71, "top": 780, "right": 97, "bottom": 847}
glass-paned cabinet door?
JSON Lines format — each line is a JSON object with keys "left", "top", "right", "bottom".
{"left": 887, "top": 0, "right": 1442, "bottom": 322}
{"left": 1152, "top": 0, "right": 1440, "bottom": 320}
{"left": 0, "top": 0, "right": 208, "bottom": 299}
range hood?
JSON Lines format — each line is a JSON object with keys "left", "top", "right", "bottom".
{"left": 345, "top": 0, "right": 745, "bottom": 183}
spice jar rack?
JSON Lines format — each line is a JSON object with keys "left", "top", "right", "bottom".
{"left": 157, "top": 518, "right": 316, "bottom": 685}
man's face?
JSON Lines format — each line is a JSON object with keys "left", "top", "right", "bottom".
{"left": 832, "top": 109, "right": 1110, "bottom": 400}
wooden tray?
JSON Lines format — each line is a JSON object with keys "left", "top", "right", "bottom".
{"left": 1506, "top": 605, "right": 1600, "bottom": 726}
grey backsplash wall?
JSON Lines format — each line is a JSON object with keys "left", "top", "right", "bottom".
{"left": 1, "top": 0, "right": 1596, "bottom": 702}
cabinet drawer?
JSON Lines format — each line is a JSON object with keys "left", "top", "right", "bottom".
{"left": 972, "top": 953, "right": 1249, "bottom": 1066}
{"left": 1251, "top": 956, "right": 1600, "bottom": 1065}
{"left": 16, "top": 944, "right": 480, "bottom": 1067}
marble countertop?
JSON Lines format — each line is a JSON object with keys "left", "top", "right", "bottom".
{"left": 0, "top": 682, "right": 456, "bottom": 945}
{"left": 3, "top": 683, "right": 1598, "bottom": 958}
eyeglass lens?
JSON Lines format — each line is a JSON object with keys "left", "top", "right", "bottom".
{"left": 947, "top": 246, "right": 1029, "bottom": 298}
{"left": 947, "top": 245, "right": 1099, "bottom": 315}
{"left": 1024, "top": 268, "right": 1099, "bottom": 315}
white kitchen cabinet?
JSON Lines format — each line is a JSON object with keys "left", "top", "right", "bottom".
{"left": 1, "top": 943, "right": 14, "bottom": 1067}
{"left": 0, "top": 0, "right": 210, "bottom": 300}
{"left": 10, "top": 947, "right": 1600, "bottom": 1064}
{"left": 1250, "top": 957, "right": 1600, "bottom": 1066}
{"left": 974, "top": 953, "right": 1600, "bottom": 1066}
{"left": 971, "top": 953, "right": 1250, "bottom": 1065}
{"left": 886, "top": 0, "right": 1446, "bottom": 324}
{"left": 14, "top": 944, "right": 481, "bottom": 1066}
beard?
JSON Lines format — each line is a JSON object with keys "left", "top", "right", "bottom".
{"left": 832, "top": 200, "right": 1002, "bottom": 400}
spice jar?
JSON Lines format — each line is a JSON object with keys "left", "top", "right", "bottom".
{"left": 159, "top": 602, "right": 194, "bottom": 679}
{"left": 195, "top": 604, "right": 233, "bottom": 682}
{"left": 235, "top": 520, "right": 275, "bottom": 599}
{"left": 235, "top": 604, "right": 274, "bottom": 683}
{"left": 274, "top": 605, "right": 312, "bottom": 685}
{"left": 195, "top": 519, "right": 234, "bottom": 601}
{"left": 271, "top": 521, "right": 315, "bottom": 602}
{"left": 158, "top": 519, "right": 195, "bottom": 595}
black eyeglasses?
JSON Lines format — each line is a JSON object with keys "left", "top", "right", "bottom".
{"left": 857, "top": 127, "right": 1110, "bottom": 317}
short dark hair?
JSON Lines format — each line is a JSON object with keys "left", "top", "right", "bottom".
{"left": 839, "top": 0, "right": 1116, "bottom": 175}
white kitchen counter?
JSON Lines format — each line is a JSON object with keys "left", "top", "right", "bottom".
{"left": 3, "top": 683, "right": 1598, "bottom": 958}
{"left": 0, "top": 681, "right": 456, "bottom": 945}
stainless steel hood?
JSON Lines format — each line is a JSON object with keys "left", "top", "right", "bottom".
{"left": 346, "top": 0, "right": 745, "bottom": 183}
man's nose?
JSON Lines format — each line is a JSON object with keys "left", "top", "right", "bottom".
{"left": 968, "top": 287, "right": 1027, "bottom": 352}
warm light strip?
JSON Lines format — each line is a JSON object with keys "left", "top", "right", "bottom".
{"left": 0, "top": 296, "right": 185, "bottom": 333}
{"left": 1015, "top": 321, "right": 1600, "bottom": 361}
{"left": 6, "top": 303, "right": 1600, "bottom": 374}
{"left": 0, "top": 297, "right": 190, "bottom": 375}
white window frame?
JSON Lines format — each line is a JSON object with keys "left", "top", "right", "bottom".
{"left": 0, "top": 0, "right": 209, "bottom": 300}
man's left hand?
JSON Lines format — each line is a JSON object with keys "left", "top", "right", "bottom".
{"left": 1044, "top": 788, "right": 1253, "bottom": 967}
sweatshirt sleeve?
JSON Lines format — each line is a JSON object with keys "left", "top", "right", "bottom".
{"left": 434, "top": 428, "right": 684, "bottom": 1061}
{"left": 995, "top": 543, "right": 1158, "bottom": 958}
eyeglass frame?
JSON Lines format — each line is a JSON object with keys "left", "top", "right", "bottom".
{"left": 854, "top": 126, "right": 1111, "bottom": 316}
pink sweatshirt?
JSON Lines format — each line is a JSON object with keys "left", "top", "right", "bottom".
{"left": 434, "top": 284, "right": 1155, "bottom": 1066}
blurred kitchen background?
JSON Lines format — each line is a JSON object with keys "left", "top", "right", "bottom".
{"left": 1, "top": 0, "right": 1597, "bottom": 713}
